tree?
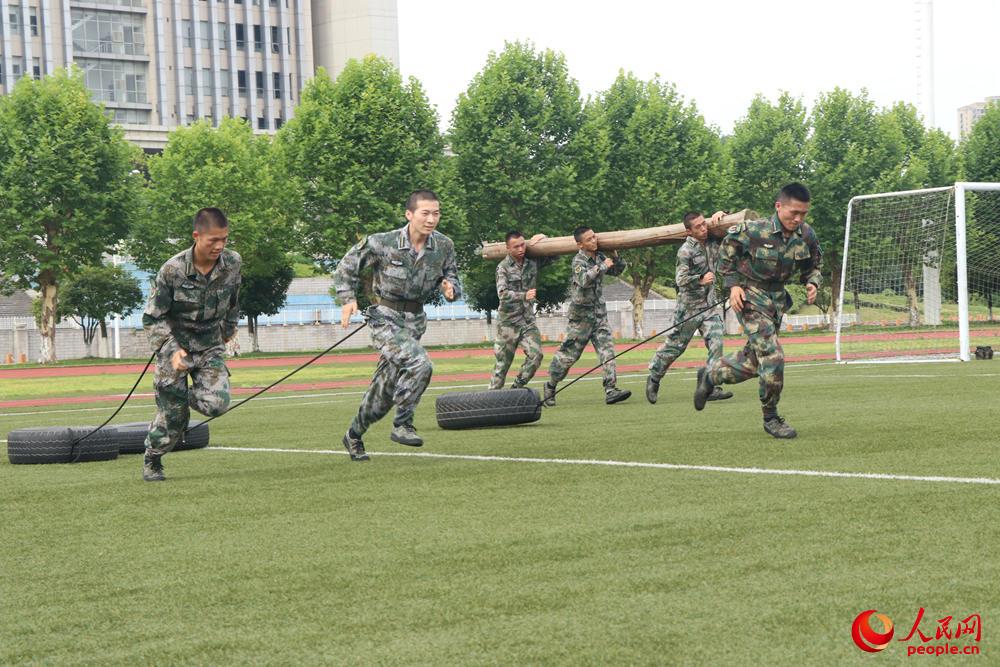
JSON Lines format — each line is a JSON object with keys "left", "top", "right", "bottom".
{"left": 724, "top": 92, "right": 809, "bottom": 213}
{"left": 448, "top": 41, "right": 608, "bottom": 316}
{"left": 240, "top": 262, "right": 294, "bottom": 353}
{"left": 961, "top": 102, "right": 1000, "bottom": 182}
{"left": 278, "top": 56, "right": 448, "bottom": 269}
{"left": 594, "top": 72, "right": 723, "bottom": 337}
{"left": 0, "top": 68, "right": 140, "bottom": 362}
{"left": 60, "top": 264, "right": 143, "bottom": 356}
{"left": 130, "top": 118, "right": 297, "bottom": 336}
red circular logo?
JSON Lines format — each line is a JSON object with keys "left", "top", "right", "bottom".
{"left": 852, "top": 610, "right": 895, "bottom": 652}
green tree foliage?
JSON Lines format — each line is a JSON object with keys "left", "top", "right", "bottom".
{"left": 131, "top": 118, "right": 295, "bottom": 285}
{"left": 449, "top": 41, "right": 608, "bottom": 314}
{"left": 594, "top": 71, "right": 723, "bottom": 336}
{"left": 724, "top": 92, "right": 808, "bottom": 213}
{"left": 60, "top": 264, "right": 143, "bottom": 354}
{"left": 278, "top": 57, "right": 448, "bottom": 269}
{"left": 240, "top": 262, "right": 295, "bottom": 353}
{"left": 0, "top": 68, "right": 140, "bottom": 362}
{"left": 961, "top": 102, "right": 1000, "bottom": 182}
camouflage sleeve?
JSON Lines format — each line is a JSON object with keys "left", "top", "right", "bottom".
{"left": 720, "top": 226, "right": 749, "bottom": 291}
{"left": 573, "top": 256, "right": 606, "bottom": 288}
{"left": 223, "top": 262, "right": 242, "bottom": 341}
{"left": 333, "top": 237, "right": 373, "bottom": 305}
{"left": 142, "top": 265, "right": 179, "bottom": 353}
{"left": 442, "top": 242, "right": 461, "bottom": 301}
{"left": 801, "top": 227, "right": 823, "bottom": 288}
{"left": 496, "top": 263, "right": 524, "bottom": 304}
{"left": 675, "top": 245, "right": 699, "bottom": 288}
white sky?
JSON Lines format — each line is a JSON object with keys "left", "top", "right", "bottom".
{"left": 398, "top": 0, "right": 1000, "bottom": 139}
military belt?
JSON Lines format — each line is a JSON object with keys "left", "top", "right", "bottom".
{"left": 378, "top": 297, "right": 424, "bottom": 314}
{"left": 746, "top": 279, "right": 786, "bottom": 292}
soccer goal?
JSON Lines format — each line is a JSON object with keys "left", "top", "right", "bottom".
{"left": 835, "top": 182, "right": 1000, "bottom": 362}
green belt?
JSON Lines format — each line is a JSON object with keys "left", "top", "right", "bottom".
{"left": 378, "top": 297, "right": 424, "bottom": 314}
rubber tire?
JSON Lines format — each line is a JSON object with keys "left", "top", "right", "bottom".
{"left": 6, "top": 426, "right": 120, "bottom": 464}
{"left": 110, "top": 420, "right": 210, "bottom": 454}
{"left": 435, "top": 388, "right": 543, "bottom": 430}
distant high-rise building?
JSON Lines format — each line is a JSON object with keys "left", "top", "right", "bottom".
{"left": 958, "top": 96, "right": 1000, "bottom": 138}
{"left": 0, "top": 1, "right": 398, "bottom": 151}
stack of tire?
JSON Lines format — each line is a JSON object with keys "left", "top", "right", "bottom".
{"left": 5, "top": 421, "right": 210, "bottom": 464}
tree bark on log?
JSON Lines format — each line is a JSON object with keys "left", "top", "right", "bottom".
{"left": 479, "top": 209, "right": 759, "bottom": 261}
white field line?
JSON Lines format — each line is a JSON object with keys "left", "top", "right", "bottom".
{"left": 209, "top": 446, "right": 1000, "bottom": 486}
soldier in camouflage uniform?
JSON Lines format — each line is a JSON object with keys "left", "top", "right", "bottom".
{"left": 336, "top": 190, "right": 460, "bottom": 460}
{"left": 542, "top": 226, "right": 632, "bottom": 406}
{"left": 489, "top": 231, "right": 552, "bottom": 390}
{"left": 694, "top": 183, "right": 823, "bottom": 439}
{"left": 142, "top": 208, "right": 241, "bottom": 481}
{"left": 645, "top": 211, "right": 733, "bottom": 404}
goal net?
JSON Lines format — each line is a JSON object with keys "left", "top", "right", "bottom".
{"left": 835, "top": 183, "right": 1000, "bottom": 362}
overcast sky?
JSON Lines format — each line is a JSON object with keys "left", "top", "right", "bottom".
{"left": 397, "top": 0, "right": 999, "bottom": 139}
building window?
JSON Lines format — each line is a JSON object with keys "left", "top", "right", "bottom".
{"left": 12, "top": 62, "right": 22, "bottom": 81}
{"left": 109, "top": 108, "right": 150, "bottom": 124}
{"left": 237, "top": 69, "right": 247, "bottom": 97}
{"left": 73, "top": 10, "right": 146, "bottom": 57}
{"left": 272, "top": 71, "right": 281, "bottom": 100}
{"left": 200, "top": 21, "right": 210, "bottom": 49}
{"left": 9, "top": 7, "right": 21, "bottom": 35}
{"left": 219, "top": 69, "right": 230, "bottom": 97}
{"left": 78, "top": 58, "right": 148, "bottom": 103}
{"left": 257, "top": 117, "right": 265, "bottom": 129}
{"left": 254, "top": 70, "right": 263, "bottom": 98}
{"left": 29, "top": 6, "right": 38, "bottom": 36}
{"left": 184, "top": 67, "right": 195, "bottom": 96}
{"left": 202, "top": 68, "right": 214, "bottom": 97}
{"left": 286, "top": 27, "right": 291, "bottom": 54}
{"left": 275, "top": 117, "right": 283, "bottom": 129}
{"left": 270, "top": 25, "right": 279, "bottom": 53}
{"left": 182, "top": 20, "right": 193, "bottom": 48}
{"left": 253, "top": 25, "right": 262, "bottom": 52}
{"left": 218, "top": 23, "right": 227, "bottom": 49}
{"left": 235, "top": 23, "right": 245, "bottom": 49}
{"left": 32, "top": 57, "right": 40, "bottom": 80}
{"left": 288, "top": 73, "right": 293, "bottom": 101}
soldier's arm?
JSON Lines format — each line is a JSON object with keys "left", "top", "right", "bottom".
{"left": 223, "top": 262, "right": 242, "bottom": 342}
{"left": 575, "top": 257, "right": 607, "bottom": 288}
{"left": 441, "top": 244, "right": 461, "bottom": 301}
{"left": 333, "top": 237, "right": 373, "bottom": 305}
{"left": 800, "top": 229, "right": 824, "bottom": 288}
{"left": 142, "top": 266, "right": 179, "bottom": 353}
{"left": 720, "top": 227, "right": 750, "bottom": 291}
{"left": 675, "top": 246, "right": 699, "bottom": 287}
{"left": 606, "top": 252, "right": 627, "bottom": 277}
{"left": 496, "top": 263, "right": 524, "bottom": 304}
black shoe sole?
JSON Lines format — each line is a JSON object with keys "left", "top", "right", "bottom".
{"left": 390, "top": 433, "right": 424, "bottom": 447}
{"left": 706, "top": 391, "right": 734, "bottom": 401}
{"left": 763, "top": 426, "right": 797, "bottom": 439}
{"left": 693, "top": 368, "right": 711, "bottom": 411}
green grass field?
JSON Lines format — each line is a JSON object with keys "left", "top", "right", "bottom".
{"left": 2, "top": 354, "right": 998, "bottom": 664}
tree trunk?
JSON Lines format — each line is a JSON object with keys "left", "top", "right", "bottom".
{"left": 903, "top": 264, "right": 920, "bottom": 327}
{"left": 631, "top": 283, "right": 645, "bottom": 340}
{"left": 99, "top": 320, "right": 109, "bottom": 358}
{"left": 38, "top": 277, "right": 58, "bottom": 364}
{"left": 250, "top": 316, "right": 261, "bottom": 353}
{"left": 829, "top": 249, "right": 842, "bottom": 323}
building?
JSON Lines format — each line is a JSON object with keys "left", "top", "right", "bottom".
{"left": 958, "top": 96, "right": 1000, "bottom": 138}
{"left": 0, "top": 0, "right": 398, "bottom": 151}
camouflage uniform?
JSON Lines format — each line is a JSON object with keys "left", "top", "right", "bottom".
{"left": 648, "top": 236, "right": 725, "bottom": 383}
{"left": 489, "top": 254, "right": 554, "bottom": 389}
{"left": 143, "top": 246, "right": 242, "bottom": 456}
{"left": 546, "top": 250, "right": 626, "bottom": 391}
{"left": 334, "top": 224, "right": 460, "bottom": 435}
{"left": 706, "top": 215, "right": 822, "bottom": 414}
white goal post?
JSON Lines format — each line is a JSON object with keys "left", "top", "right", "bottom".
{"left": 835, "top": 182, "right": 1000, "bottom": 363}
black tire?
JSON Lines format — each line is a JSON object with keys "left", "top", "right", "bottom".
{"left": 6, "top": 426, "right": 120, "bottom": 464}
{"left": 435, "top": 388, "right": 543, "bottom": 430}
{"left": 109, "top": 420, "right": 210, "bottom": 454}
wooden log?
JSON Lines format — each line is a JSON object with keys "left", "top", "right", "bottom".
{"left": 479, "top": 209, "right": 760, "bottom": 261}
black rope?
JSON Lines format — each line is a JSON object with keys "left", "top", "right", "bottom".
{"left": 69, "top": 339, "right": 166, "bottom": 463}
{"left": 67, "top": 323, "right": 368, "bottom": 462}
{"left": 548, "top": 298, "right": 730, "bottom": 402}
{"left": 188, "top": 322, "right": 368, "bottom": 432}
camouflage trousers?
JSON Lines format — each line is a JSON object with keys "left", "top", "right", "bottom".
{"left": 351, "top": 305, "right": 433, "bottom": 435}
{"left": 648, "top": 302, "right": 724, "bottom": 383}
{"left": 547, "top": 310, "right": 616, "bottom": 389}
{"left": 489, "top": 318, "right": 544, "bottom": 389}
{"left": 145, "top": 344, "right": 230, "bottom": 456}
{"left": 706, "top": 291, "right": 785, "bottom": 413}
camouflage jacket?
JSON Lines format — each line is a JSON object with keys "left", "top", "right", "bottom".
{"left": 567, "top": 250, "right": 626, "bottom": 315}
{"left": 143, "top": 246, "right": 242, "bottom": 353}
{"left": 675, "top": 236, "right": 722, "bottom": 306}
{"left": 496, "top": 254, "right": 554, "bottom": 324}
{"left": 334, "top": 224, "right": 461, "bottom": 306}
{"left": 719, "top": 215, "right": 823, "bottom": 293}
